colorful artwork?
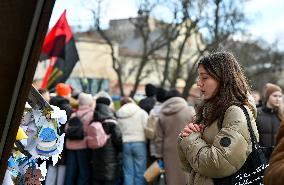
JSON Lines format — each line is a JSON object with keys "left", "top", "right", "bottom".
{"left": 5, "top": 86, "right": 67, "bottom": 184}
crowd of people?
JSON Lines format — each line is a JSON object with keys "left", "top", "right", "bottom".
{"left": 32, "top": 51, "right": 284, "bottom": 185}
{"left": 36, "top": 81, "right": 197, "bottom": 185}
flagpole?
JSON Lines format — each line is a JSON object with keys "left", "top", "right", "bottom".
{"left": 41, "top": 56, "right": 56, "bottom": 88}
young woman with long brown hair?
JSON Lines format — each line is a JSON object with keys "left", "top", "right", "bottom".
{"left": 177, "top": 51, "right": 259, "bottom": 185}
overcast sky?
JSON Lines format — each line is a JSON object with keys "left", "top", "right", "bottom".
{"left": 49, "top": 0, "right": 284, "bottom": 49}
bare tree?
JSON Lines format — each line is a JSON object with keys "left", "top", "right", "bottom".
{"left": 85, "top": 0, "right": 125, "bottom": 96}
{"left": 85, "top": 0, "right": 179, "bottom": 97}
{"left": 223, "top": 39, "right": 284, "bottom": 91}
{"left": 168, "top": 0, "right": 202, "bottom": 88}
{"left": 128, "top": 0, "right": 176, "bottom": 97}
{"left": 125, "top": 0, "right": 204, "bottom": 89}
{"left": 83, "top": 0, "right": 249, "bottom": 98}
{"left": 182, "top": 0, "right": 249, "bottom": 98}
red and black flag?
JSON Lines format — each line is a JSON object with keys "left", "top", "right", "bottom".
{"left": 41, "top": 10, "right": 79, "bottom": 90}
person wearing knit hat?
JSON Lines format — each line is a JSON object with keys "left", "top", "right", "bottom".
{"left": 264, "top": 83, "right": 282, "bottom": 101}
{"left": 145, "top": 83, "right": 156, "bottom": 97}
{"left": 156, "top": 87, "right": 167, "bottom": 103}
{"left": 55, "top": 83, "right": 72, "bottom": 97}
{"left": 50, "top": 83, "right": 73, "bottom": 119}
{"left": 96, "top": 97, "right": 111, "bottom": 106}
{"left": 65, "top": 92, "right": 94, "bottom": 185}
{"left": 95, "top": 91, "right": 112, "bottom": 102}
{"left": 139, "top": 83, "right": 157, "bottom": 114}
{"left": 256, "top": 83, "right": 283, "bottom": 160}
{"left": 91, "top": 94, "right": 122, "bottom": 185}
{"left": 95, "top": 91, "right": 115, "bottom": 110}
{"left": 78, "top": 93, "right": 93, "bottom": 107}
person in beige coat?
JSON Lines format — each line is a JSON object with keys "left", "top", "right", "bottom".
{"left": 155, "top": 89, "right": 195, "bottom": 185}
{"left": 178, "top": 51, "right": 259, "bottom": 185}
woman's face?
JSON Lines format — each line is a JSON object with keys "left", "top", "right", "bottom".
{"left": 267, "top": 91, "right": 282, "bottom": 108}
{"left": 197, "top": 65, "right": 219, "bottom": 100}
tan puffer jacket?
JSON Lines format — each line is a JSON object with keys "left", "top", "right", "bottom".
{"left": 177, "top": 104, "right": 259, "bottom": 185}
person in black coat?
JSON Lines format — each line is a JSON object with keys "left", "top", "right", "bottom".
{"left": 91, "top": 97, "right": 123, "bottom": 185}
{"left": 256, "top": 83, "right": 283, "bottom": 159}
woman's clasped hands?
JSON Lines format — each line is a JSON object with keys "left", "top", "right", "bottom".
{"left": 179, "top": 123, "right": 204, "bottom": 138}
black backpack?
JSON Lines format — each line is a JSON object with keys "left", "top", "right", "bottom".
{"left": 66, "top": 112, "right": 89, "bottom": 140}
